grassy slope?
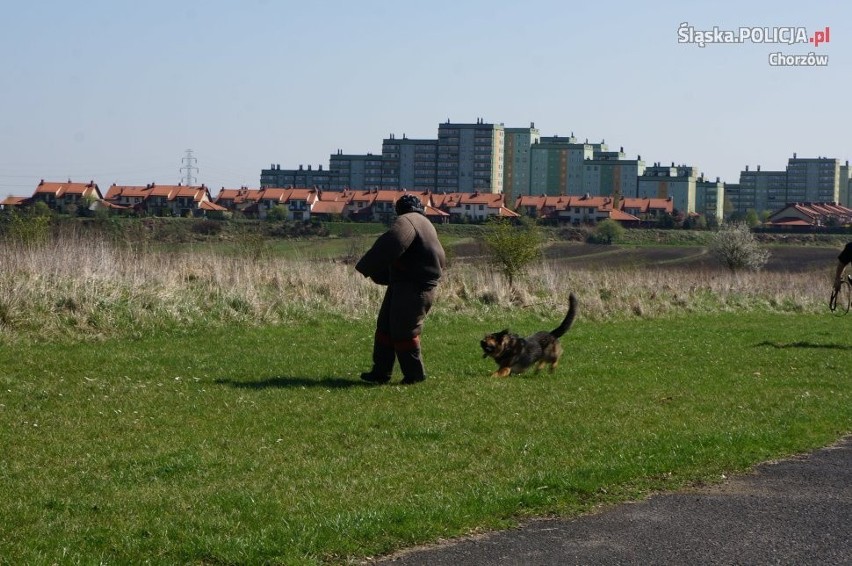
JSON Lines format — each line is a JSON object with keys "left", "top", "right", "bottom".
{"left": 1, "top": 310, "right": 849, "bottom": 564}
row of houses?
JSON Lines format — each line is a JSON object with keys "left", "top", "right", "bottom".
{"left": 766, "top": 202, "right": 852, "bottom": 228}
{"left": 515, "top": 194, "right": 675, "bottom": 225}
{"left": 0, "top": 179, "right": 670, "bottom": 225}
{"left": 0, "top": 180, "right": 229, "bottom": 217}
{"left": 2, "top": 179, "right": 850, "bottom": 228}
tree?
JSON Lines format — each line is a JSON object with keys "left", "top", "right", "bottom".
{"left": 31, "top": 201, "right": 53, "bottom": 218}
{"left": 727, "top": 211, "right": 747, "bottom": 224}
{"left": 657, "top": 211, "right": 677, "bottom": 229}
{"left": 482, "top": 216, "right": 542, "bottom": 287}
{"left": 1, "top": 209, "right": 51, "bottom": 245}
{"left": 590, "top": 218, "right": 625, "bottom": 244}
{"left": 709, "top": 222, "right": 770, "bottom": 272}
{"left": 723, "top": 196, "right": 734, "bottom": 219}
{"left": 682, "top": 214, "right": 707, "bottom": 230}
{"left": 744, "top": 209, "right": 760, "bottom": 228}
{"left": 267, "top": 205, "right": 288, "bottom": 222}
{"left": 705, "top": 214, "right": 720, "bottom": 230}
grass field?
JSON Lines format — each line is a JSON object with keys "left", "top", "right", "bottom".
{"left": 1, "top": 229, "right": 849, "bottom": 563}
{"left": 2, "top": 308, "right": 850, "bottom": 564}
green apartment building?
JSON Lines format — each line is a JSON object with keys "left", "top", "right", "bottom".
{"left": 502, "top": 124, "right": 540, "bottom": 201}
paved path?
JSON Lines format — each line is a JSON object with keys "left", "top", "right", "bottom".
{"left": 375, "top": 436, "right": 851, "bottom": 565}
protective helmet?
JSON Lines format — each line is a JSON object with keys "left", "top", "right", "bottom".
{"left": 395, "top": 194, "right": 424, "bottom": 216}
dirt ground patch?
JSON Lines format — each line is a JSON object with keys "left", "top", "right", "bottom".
{"left": 454, "top": 241, "right": 843, "bottom": 274}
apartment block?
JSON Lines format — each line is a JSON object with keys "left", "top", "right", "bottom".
{"left": 695, "top": 175, "right": 725, "bottom": 222}
{"left": 530, "top": 136, "right": 604, "bottom": 196}
{"left": 839, "top": 161, "right": 851, "bottom": 207}
{"left": 737, "top": 165, "right": 787, "bottom": 214}
{"left": 381, "top": 135, "right": 438, "bottom": 191}
{"left": 637, "top": 163, "right": 697, "bottom": 214}
{"left": 502, "top": 123, "right": 540, "bottom": 201}
{"left": 582, "top": 148, "right": 645, "bottom": 199}
{"left": 437, "top": 119, "right": 505, "bottom": 194}
{"left": 329, "top": 151, "right": 384, "bottom": 190}
{"left": 260, "top": 164, "right": 333, "bottom": 189}
{"left": 786, "top": 154, "right": 840, "bottom": 203}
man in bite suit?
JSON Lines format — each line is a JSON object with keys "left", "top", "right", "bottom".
{"left": 355, "top": 194, "right": 446, "bottom": 385}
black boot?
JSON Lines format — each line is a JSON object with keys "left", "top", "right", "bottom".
{"left": 360, "top": 371, "right": 391, "bottom": 384}
{"left": 397, "top": 348, "right": 426, "bottom": 385}
{"left": 362, "top": 335, "right": 394, "bottom": 384}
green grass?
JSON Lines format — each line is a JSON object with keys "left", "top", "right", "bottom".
{"left": 1, "top": 311, "right": 850, "bottom": 564}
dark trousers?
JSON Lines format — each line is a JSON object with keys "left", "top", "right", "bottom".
{"left": 370, "top": 281, "right": 436, "bottom": 381}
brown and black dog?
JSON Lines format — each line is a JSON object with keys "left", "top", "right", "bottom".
{"left": 480, "top": 294, "right": 578, "bottom": 377}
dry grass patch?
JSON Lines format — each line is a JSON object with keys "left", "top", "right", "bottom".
{"left": 0, "top": 234, "right": 837, "bottom": 342}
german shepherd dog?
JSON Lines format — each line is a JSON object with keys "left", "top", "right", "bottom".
{"left": 480, "top": 294, "right": 578, "bottom": 377}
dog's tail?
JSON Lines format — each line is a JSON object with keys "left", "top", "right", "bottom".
{"left": 550, "top": 293, "right": 578, "bottom": 338}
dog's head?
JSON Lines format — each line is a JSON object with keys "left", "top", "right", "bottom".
{"left": 480, "top": 329, "right": 511, "bottom": 359}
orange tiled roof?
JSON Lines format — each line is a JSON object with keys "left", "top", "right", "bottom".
{"left": 199, "top": 200, "right": 228, "bottom": 212}
{"left": 621, "top": 197, "right": 649, "bottom": 213}
{"left": 571, "top": 195, "right": 613, "bottom": 209}
{"left": 514, "top": 195, "right": 573, "bottom": 210}
{"left": 495, "top": 206, "right": 520, "bottom": 217}
{"left": 349, "top": 190, "right": 378, "bottom": 203}
{"left": 175, "top": 186, "right": 207, "bottom": 201}
{"left": 372, "top": 190, "right": 408, "bottom": 202}
{"left": 105, "top": 185, "right": 150, "bottom": 199}
{"left": 286, "top": 188, "right": 321, "bottom": 203}
{"left": 1, "top": 196, "right": 28, "bottom": 206}
{"left": 769, "top": 218, "right": 814, "bottom": 226}
{"left": 258, "top": 188, "right": 291, "bottom": 202}
{"left": 608, "top": 209, "right": 640, "bottom": 221}
{"left": 214, "top": 188, "right": 242, "bottom": 201}
{"left": 97, "top": 200, "right": 131, "bottom": 210}
{"left": 321, "top": 190, "right": 354, "bottom": 203}
{"left": 226, "top": 188, "right": 263, "bottom": 204}
{"left": 34, "top": 180, "right": 100, "bottom": 198}
{"left": 311, "top": 200, "right": 347, "bottom": 214}
{"left": 767, "top": 202, "right": 852, "bottom": 226}
{"left": 429, "top": 193, "right": 457, "bottom": 208}
{"left": 147, "top": 184, "right": 176, "bottom": 197}
{"left": 455, "top": 192, "right": 504, "bottom": 206}
{"left": 424, "top": 205, "right": 450, "bottom": 217}
{"left": 645, "top": 197, "right": 674, "bottom": 212}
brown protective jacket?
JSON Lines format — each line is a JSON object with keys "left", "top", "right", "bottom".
{"left": 355, "top": 212, "right": 446, "bottom": 287}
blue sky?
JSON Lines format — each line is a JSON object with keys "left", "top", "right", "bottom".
{"left": 1, "top": 0, "right": 848, "bottom": 199}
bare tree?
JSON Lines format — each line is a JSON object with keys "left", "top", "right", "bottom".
{"left": 710, "top": 222, "right": 770, "bottom": 272}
